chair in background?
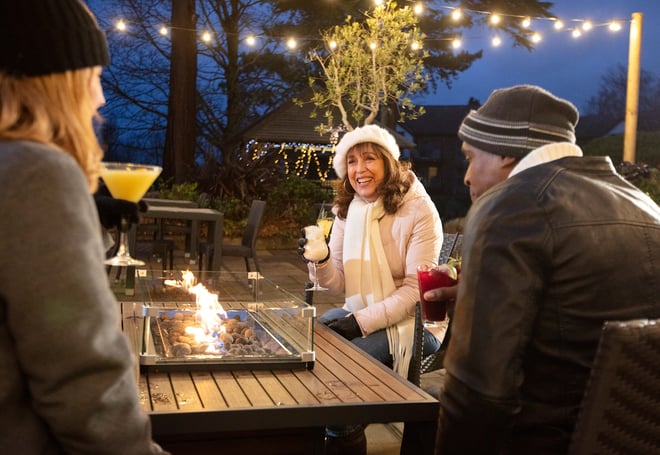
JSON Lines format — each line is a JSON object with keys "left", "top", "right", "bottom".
{"left": 568, "top": 318, "right": 660, "bottom": 455}
{"left": 199, "top": 200, "right": 266, "bottom": 274}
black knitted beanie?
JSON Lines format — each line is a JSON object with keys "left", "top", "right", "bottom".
{"left": 0, "top": 0, "right": 109, "bottom": 77}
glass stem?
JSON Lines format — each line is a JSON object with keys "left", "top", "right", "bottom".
{"left": 116, "top": 217, "right": 131, "bottom": 260}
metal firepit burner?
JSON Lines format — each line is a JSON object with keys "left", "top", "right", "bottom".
{"left": 136, "top": 270, "right": 316, "bottom": 372}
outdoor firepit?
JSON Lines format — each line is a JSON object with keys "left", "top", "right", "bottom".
{"left": 137, "top": 270, "right": 315, "bottom": 371}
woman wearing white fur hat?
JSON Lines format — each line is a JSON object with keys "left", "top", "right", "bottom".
{"left": 299, "top": 124, "right": 443, "bottom": 454}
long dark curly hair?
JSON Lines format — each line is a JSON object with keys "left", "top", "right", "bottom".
{"left": 333, "top": 142, "right": 412, "bottom": 219}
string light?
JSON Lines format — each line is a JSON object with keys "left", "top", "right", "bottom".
{"left": 109, "top": 4, "right": 629, "bottom": 52}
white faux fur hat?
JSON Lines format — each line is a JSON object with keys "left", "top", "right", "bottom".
{"left": 332, "top": 124, "right": 400, "bottom": 179}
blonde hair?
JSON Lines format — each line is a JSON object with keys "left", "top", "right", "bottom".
{"left": 0, "top": 68, "right": 103, "bottom": 192}
{"left": 334, "top": 142, "right": 412, "bottom": 219}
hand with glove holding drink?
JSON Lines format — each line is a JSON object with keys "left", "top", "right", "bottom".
{"left": 298, "top": 221, "right": 332, "bottom": 291}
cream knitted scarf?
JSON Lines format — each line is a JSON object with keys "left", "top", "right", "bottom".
{"left": 343, "top": 197, "right": 415, "bottom": 378}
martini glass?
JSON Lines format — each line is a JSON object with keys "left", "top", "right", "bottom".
{"left": 101, "top": 162, "right": 162, "bottom": 267}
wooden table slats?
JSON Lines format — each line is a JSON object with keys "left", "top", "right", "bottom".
{"left": 120, "top": 301, "right": 438, "bottom": 449}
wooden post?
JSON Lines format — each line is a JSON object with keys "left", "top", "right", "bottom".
{"left": 623, "top": 12, "right": 643, "bottom": 163}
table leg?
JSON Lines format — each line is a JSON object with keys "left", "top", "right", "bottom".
{"left": 188, "top": 220, "right": 199, "bottom": 265}
{"left": 211, "top": 215, "right": 224, "bottom": 271}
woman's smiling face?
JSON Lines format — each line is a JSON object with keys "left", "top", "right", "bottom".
{"left": 346, "top": 143, "right": 386, "bottom": 202}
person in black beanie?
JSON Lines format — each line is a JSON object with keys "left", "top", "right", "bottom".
{"left": 427, "top": 85, "right": 660, "bottom": 454}
{"left": 0, "top": 0, "right": 166, "bottom": 453}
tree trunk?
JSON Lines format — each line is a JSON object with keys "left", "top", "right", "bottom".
{"left": 163, "top": 0, "right": 197, "bottom": 183}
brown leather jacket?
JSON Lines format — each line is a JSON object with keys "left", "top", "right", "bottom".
{"left": 436, "top": 156, "right": 660, "bottom": 454}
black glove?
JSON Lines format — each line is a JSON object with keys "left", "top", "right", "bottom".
{"left": 326, "top": 314, "right": 362, "bottom": 340}
{"left": 94, "top": 194, "right": 147, "bottom": 230}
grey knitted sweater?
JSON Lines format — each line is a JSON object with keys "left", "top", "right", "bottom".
{"left": 0, "top": 140, "right": 163, "bottom": 454}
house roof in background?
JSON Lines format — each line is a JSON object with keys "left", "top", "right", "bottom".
{"left": 605, "top": 109, "right": 660, "bottom": 135}
{"left": 240, "top": 94, "right": 416, "bottom": 150}
{"left": 575, "top": 115, "right": 621, "bottom": 139}
{"left": 401, "top": 105, "right": 471, "bottom": 136}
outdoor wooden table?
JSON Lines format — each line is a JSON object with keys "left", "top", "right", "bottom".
{"left": 143, "top": 197, "right": 198, "bottom": 208}
{"left": 129, "top": 206, "right": 224, "bottom": 270}
{"left": 119, "top": 302, "right": 440, "bottom": 454}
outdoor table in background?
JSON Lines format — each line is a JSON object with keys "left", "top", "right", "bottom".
{"left": 129, "top": 205, "right": 224, "bottom": 270}
{"left": 143, "top": 197, "right": 199, "bottom": 208}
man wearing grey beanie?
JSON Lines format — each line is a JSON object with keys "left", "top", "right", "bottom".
{"left": 431, "top": 85, "right": 660, "bottom": 454}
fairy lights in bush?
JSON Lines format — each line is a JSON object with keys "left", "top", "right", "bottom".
{"left": 246, "top": 140, "right": 335, "bottom": 181}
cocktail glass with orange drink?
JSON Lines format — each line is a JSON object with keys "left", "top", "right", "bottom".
{"left": 306, "top": 204, "right": 334, "bottom": 291}
{"left": 101, "top": 162, "right": 162, "bottom": 267}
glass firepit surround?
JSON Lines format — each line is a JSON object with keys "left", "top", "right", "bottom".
{"left": 136, "top": 270, "right": 315, "bottom": 371}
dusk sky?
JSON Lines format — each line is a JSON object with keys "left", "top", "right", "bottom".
{"left": 420, "top": 0, "right": 660, "bottom": 112}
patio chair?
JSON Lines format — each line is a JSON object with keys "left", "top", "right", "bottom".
{"left": 199, "top": 200, "right": 266, "bottom": 274}
{"left": 568, "top": 318, "right": 660, "bottom": 454}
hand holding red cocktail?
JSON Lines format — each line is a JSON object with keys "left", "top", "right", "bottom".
{"left": 417, "top": 260, "right": 460, "bottom": 321}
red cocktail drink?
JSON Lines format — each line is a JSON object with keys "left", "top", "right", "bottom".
{"left": 417, "top": 264, "right": 457, "bottom": 321}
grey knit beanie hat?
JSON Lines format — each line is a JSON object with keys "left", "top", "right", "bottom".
{"left": 458, "top": 85, "right": 579, "bottom": 158}
{"left": 0, "top": 0, "right": 109, "bottom": 77}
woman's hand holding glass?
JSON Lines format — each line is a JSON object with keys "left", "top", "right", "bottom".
{"left": 300, "top": 225, "right": 330, "bottom": 291}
